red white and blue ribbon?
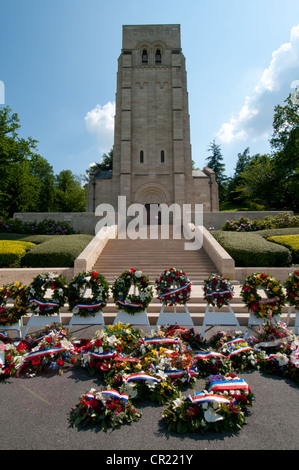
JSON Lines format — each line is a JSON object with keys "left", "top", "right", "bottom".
{"left": 187, "top": 392, "right": 231, "bottom": 405}
{"left": 158, "top": 282, "right": 192, "bottom": 299}
{"left": 205, "top": 289, "right": 233, "bottom": 298}
{"left": 17, "top": 346, "right": 68, "bottom": 375}
{"left": 101, "top": 389, "right": 129, "bottom": 402}
{"left": 74, "top": 302, "right": 104, "bottom": 311}
{"left": 163, "top": 366, "right": 199, "bottom": 383}
{"left": 29, "top": 299, "right": 59, "bottom": 308}
{"left": 227, "top": 346, "right": 252, "bottom": 358}
{"left": 194, "top": 351, "right": 226, "bottom": 360}
{"left": 117, "top": 299, "right": 143, "bottom": 308}
{"left": 124, "top": 372, "right": 161, "bottom": 383}
{"left": 208, "top": 379, "right": 250, "bottom": 393}
{"left": 88, "top": 350, "right": 117, "bottom": 360}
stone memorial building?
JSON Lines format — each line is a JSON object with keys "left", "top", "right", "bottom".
{"left": 87, "top": 24, "right": 219, "bottom": 220}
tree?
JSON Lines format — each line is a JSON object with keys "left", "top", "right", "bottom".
{"left": 54, "top": 170, "right": 86, "bottom": 212}
{"left": 226, "top": 147, "right": 252, "bottom": 204}
{"left": 270, "top": 93, "right": 299, "bottom": 210}
{"left": 206, "top": 139, "right": 227, "bottom": 202}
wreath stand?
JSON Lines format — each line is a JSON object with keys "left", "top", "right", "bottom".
{"left": 68, "top": 285, "right": 105, "bottom": 331}
{"left": 155, "top": 304, "right": 195, "bottom": 333}
{"left": 113, "top": 310, "right": 151, "bottom": 334}
{"left": 0, "top": 319, "right": 23, "bottom": 339}
{"left": 68, "top": 310, "right": 105, "bottom": 331}
{"left": 22, "top": 307, "right": 61, "bottom": 337}
{"left": 244, "top": 311, "right": 282, "bottom": 338}
{"left": 285, "top": 306, "right": 299, "bottom": 335}
{"left": 201, "top": 303, "right": 241, "bottom": 339}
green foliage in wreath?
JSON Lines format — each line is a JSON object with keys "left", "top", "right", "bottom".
{"left": 284, "top": 270, "right": 299, "bottom": 309}
{"left": 67, "top": 271, "right": 109, "bottom": 317}
{"left": 240, "top": 272, "right": 285, "bottom": 319}
{"left": 28, "top": 272, "right": 68, "bottom": 316}
{"left": 112, "top": 269, "right": 153, "bottom": 315}
{"left": 0, "top": 281, "right": 29, "bottom": 325}
{"left": 203, "top": 274, "right": 234, "bottom": 308}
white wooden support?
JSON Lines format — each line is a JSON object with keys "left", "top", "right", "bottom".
{"left": 201, "top": 304, "right": 241, "bottom": 339}
{"left": 0, "top": 319, "right": 23, "bottom": 339}
{"left": 286, "top": 306, "right": 299, "bottom": 335}
{"left": 68, "top": 311, "right": 105, "bottom": 330}
{"left": 244, "top": 311, "right": 282, "bottom": 338}
{"left": 113, "top": 310, "right": 151, "bottom": 334}
{"left": 155, "top": 304, "right": 195, "bottom": 333}
{"left": 22, "top": 309, "right": 61, "bottom": 337}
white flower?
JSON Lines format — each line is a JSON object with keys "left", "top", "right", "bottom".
{"left": 135, "top": 270, "right": 142, "bottom": 278}
{"left": 173, "top": 396, "right": 184, "bottom": 408}
{"left": 275, "top": 353, "right": 289, "bottom": 367}
{"left": 204, "top": 407, "right": 224, "bottom": 423}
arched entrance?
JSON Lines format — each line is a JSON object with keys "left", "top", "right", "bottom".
{"left": 133, "top": 182, "right": 171, "bottom": 226}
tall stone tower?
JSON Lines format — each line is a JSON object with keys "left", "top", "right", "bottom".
{"left": 87, "top": 24, "right": 218, "bottom": 217}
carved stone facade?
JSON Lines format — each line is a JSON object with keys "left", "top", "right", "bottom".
{"left": 87, "top": 24, "right": 219, "bottom": 217}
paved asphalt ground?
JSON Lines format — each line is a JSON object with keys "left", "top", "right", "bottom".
{"left": 1, "top": 324, "right": 298, "bottom": 458}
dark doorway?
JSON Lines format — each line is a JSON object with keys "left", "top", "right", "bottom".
{"left": 145, "top": 204, "right": 161, "bottom": 225}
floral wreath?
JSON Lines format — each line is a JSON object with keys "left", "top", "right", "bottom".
{"left": 0, "top": 281, "right": 29, "bottom": 326}
{"left": 240, "top": 273, "right": 285, "bottom": 319}
{"left": 70, "top": 388, "right": 142, "bottom": 430}
{"left": 28, "top": 272, "right": 68, "bottom": 316}
{"left": 155, "top": 268, "right": 192, "bottom": 306}
{"left": 67, "top": 271, "right": 109, "bottom": 317}
{"left": 203, "top": 274, "right": 234, "bottom": 308}
{"left": 112, "top": 269, "right": 153, "bottom": 315}
{"left": 284, "top": 271, "right": 299, "bottom": 309}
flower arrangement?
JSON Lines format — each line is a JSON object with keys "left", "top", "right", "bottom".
{"left": 162, "top": 390, "right": 247, "bottom": 434}
{"left": 28, "top": 272, "right": 68, "bottom": 315}
{"left": 193, "top": 350, "right": 231, "bottom": 378}
{"left": 69, "top": 388, "right": 142, "bottom": 430}
{"left": 203, "top": 274, "right": 234, "bottom": 308}
{"left": 105, "top": 322, "right": 141, "bottom": 354}
{"left": 67, "top": 271, "right": 109, "bottom": 317}
{"left": 140, "top": 346, "right": 199, "bottom": 387}
{"left": 112, "top": 269, "right": 153, "bottom": 315}
{"left": 284, "top": 271, "right": 299, "bottom": 309}
{"left": 155, "top": 268, "right": 192, "bottom": 306}
{"left": 159, "top": 324, "right": 205, "bottom": 349}
{"left": 118, "top": 370, "right": 180, "bottom": 404}
{"left": 246, "top": 321, "right": 295, "bottom": 354}
{"left": 0, "top": 281, "right": 29, "bottom": 325}
{"left": 218, "top": 337, "right": 264, "bottom": 372}
{"left": 205, "top": 373, "right": 255, "bottom": 409}
{"left": 17, "top": 323, "right": 75, "bottom": 376}
{"left": 240, "top": 273, "right": 285, "bottom": 319}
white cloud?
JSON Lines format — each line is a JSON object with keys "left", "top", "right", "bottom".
{"left": 217, "top": 24, "right": 299, "bottom": 145}
{"left": 85, "top": 101, "right": 115, "bottom": 154}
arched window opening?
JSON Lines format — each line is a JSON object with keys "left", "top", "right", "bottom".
{"left": 140, "top": 150, "right": 144, "bottom": 163}
{"left": 155, "top": 49, "right": 162, "bottom": 64}
{"left": 142, "top": 49, "right": 148, "bottom": 65}
{"left": 161, "top": 150, "right": 165, "bottom": 163}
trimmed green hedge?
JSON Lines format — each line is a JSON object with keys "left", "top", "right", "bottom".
{"left": 212, "top": 230, "right": 292, "bottom": 267}
{"left": 267, "top": 234, "right": 299, "bottom": 264}
{"left": 21, "top": 234, "right": 93, "bottom": 267}
{"left": 0, "top": 240, "right": 36, "bottom": 267}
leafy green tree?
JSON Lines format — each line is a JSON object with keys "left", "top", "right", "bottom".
{"left": 54, "top": 170, "right": 86, "bottom": 212}
{"left": 206, "top": 139, "right": 227, "bottom": 202}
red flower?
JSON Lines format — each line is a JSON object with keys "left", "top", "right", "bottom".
{"left": 57, "top": 358, "right": 64, "bottom": 366}
{"left": 260, "top": 273, "right": 267, "bottom": 280}
{"left": 91, "top": 272, "right": 98, "bottom": 278}
{"left": 31, "top": 357, "right": 40, "bottom": 366}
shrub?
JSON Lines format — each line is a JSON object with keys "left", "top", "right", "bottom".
{"left": 267, "top": 234, "right": 299, "bottom": 264}
{"left": 0, "top": 240, "right": 36, "bottom": 267}
{"left": 212, "top": 231, "right": 292, "bottom": 267}
{"left": 21, "top": 234, "right": 93, "bottom": 267}
{"left": 0, "top": 218, "right": 77, "bottom": 235}
{"left": 221, "top": 212, "right": 299, "bottom": 232}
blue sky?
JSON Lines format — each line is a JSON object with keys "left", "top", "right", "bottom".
{"left": 1, "top": 0, "right": 299, "bottom": 180}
